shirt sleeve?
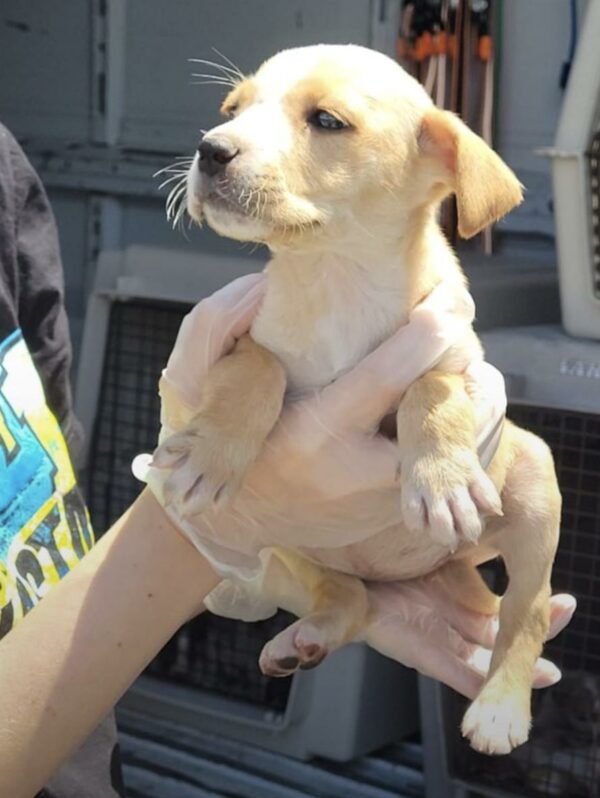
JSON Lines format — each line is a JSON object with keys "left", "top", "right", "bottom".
{"left": 9, "top": 131, "right": 84, "bottom": 460}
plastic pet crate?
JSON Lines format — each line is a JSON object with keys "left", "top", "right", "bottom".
{"left": 76, "top": 245, "right": 419, "bottom": 761}
{"left": 550, "top": 0, "right": 600, "bottom": 339}
{"left": 420, "top": 325, "right": 600, "bottom": 798}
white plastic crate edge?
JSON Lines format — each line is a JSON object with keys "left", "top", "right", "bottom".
{"left": 74, "top": 244, "right": 262, "bottom": 466}
{"left": 549, "top": 0, "right": 600, "bottom": 340}
{"left": 74, "top": 244, "right": 418, "bottom": 761}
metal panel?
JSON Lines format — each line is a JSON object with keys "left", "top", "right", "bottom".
{"left": 118, "top": 196, "right": 268, "bottom": 262}
{"left": 117, "top": 0, "right": 376, "bottom": 151}
{"left": 47, "top": 189, "right": 91, "bottom": 323}
{"left": 0, "top": 0, "right": 93, "bottom": 141}
{"left": 118, "top": 707, "right": 424, "bottom": 797}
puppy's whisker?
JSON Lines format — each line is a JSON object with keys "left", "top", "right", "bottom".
{"left": 158, "top": 172, "right": 187, "bottom": 191}
{"left": 210, "top": 47, "right": 245, "bottom": 81}
{"left": 154, "top": 160, "right": 193, "bottom": 178}
{"left": 190, "top": 72, "right": 237, "bottom": 85}
{"left": 189, "top": 56, "right": 244, "bottom": 83}
{"left": 165, "top": 182, "right": 184, "bottom": 215}
{"left": 174, "top": 202, "right": 189, "bottom": 235}
{"left": 191, "top": 78, "right": 237, "bottom": 89}
{"left": 158, "top": 173, "right": 189, "bottom": 191}
{"left": 166, "top": 179, "right": 188, "bottom": 227}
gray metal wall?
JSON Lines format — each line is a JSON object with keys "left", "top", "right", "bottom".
{"left": 0, "top": 0, "right": 576, "bottom": 350}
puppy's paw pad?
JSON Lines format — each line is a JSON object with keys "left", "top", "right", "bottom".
{"left": 259, "top": 620, "right": 329, "bottom": 677}
{"left": 294, "top": 625, "right": 328, "bottom": 670}
{"left": 259, "top": 650, "right": 300, "bottom": 677}
{"left": 258, "top": 642, "right": 300, "bottom": 678}
{"left": 462, "top": 696, "right": 530, "bottom": 755}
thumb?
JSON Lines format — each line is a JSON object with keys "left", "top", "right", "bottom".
{"left": 163, "top": 273, "right": 266, "bottom": 407}
{"left": 319, "top": 285, "right": 475, "bottom": 432}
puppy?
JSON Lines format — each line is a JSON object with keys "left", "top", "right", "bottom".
{"left": 157, "top": 45, "right": 561, "bottom": 755}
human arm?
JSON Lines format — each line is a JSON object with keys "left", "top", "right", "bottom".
{"left": 0, "top": 489, "right": 219, "bottom": 798}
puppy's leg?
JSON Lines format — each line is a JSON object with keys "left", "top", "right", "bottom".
{"left": 258, "top": 549, "right": 369, "bottom": 677}
{"left": 462, "top": 425, "right": 561, "bottom": 755}
{"left": 433, "top": 559, "right": 500, "bottom": 616}
{"left": 155, "top": 334, "right": 286, "bottom": 516}
{"left": 397, "top": 371, "right": 502, "bottom": 549}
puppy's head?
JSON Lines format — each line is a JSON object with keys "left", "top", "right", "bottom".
{"left": 186, "top": 45, "right": 522, "bottom": 248}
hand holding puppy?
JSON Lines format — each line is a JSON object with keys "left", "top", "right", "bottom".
{"left": 137, "top": 274, "right": 575, "bottom": 698}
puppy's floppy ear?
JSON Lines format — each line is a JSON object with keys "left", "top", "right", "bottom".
{"left": 418, "top": 108, "right": 523, "bottom": 238}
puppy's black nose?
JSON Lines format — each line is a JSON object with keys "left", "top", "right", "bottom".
{"left": 197, "top": 137, "right": 239, "bottom": 177}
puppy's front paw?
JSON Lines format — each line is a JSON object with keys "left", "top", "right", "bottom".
{"left": 462, "top": 693, "right": 531, "bottom": 755}
{"left": 400, "top": 448, "right": 502, "bottom": 549}
{"left": 152, "top": 416, "right": 262, "bottom": 517}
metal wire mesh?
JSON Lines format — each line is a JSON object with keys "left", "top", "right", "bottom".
{"left": 446, "top": 405, "right": 600, "bottom": 797}
{"left": 588, "top": 127, "right": 600, "bottom": 298}
{"left": 85, "top": 299, "right": 293, "bottom": 713}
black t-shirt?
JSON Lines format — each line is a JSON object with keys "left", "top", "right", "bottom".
{"left": 0, "top": 123, "right": 125, "bottom": 798}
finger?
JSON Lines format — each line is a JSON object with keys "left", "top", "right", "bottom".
{"left": 366, "top": 610, "right": 485, "bottom": 700}
{"left": 466, "top": 647, "right": 562, "bottom": 690}
{"left": 367, "top": 585, "right": 563, "bottom": 699}
{"left": 465, "top": 361, "right": 507, "bottom": 468}
{"left": 392, "top": 579, "right": 500, "bottom": 650}
{"left": 198, "top": 272, "right": 266, "bottom": 315}
{"left": 163, "top": 273, "right": 266, "bottom": 406}
{"left": 319, "top": 310, "right": 472, "bottom": 434}
{"left": 548, "top": 594, "right": 577, "bottom": 639}
{"left": 425, "top": 586, "right": 575, "bottom": 651}
{"left": 172, "top": 273, "right": 265, "bottom": 359}
{"left": 411, "top": 281, "right": 475, "bottom": 324}
{"left": 533, "top": 658, "right": 562, "bottom": 688}
{"left": 220, "top": 274, "right": 269, "bottom": 342}
{"left": 465, "top": 361, "right": 507, "bottom": 431}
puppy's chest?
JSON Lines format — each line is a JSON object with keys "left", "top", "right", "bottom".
{"left": 251, "top": 264, "right": 408, "bottom": 395}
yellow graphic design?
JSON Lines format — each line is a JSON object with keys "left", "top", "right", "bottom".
{"left": 0, "top": 411, "right": 16, "bottom": 455}
{"left": 0, "top": 330, "right": 95, "bottom": 636}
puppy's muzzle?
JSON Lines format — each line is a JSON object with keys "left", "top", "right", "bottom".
{"left": 197, "top": 136, "right": 239, "bottom": 178}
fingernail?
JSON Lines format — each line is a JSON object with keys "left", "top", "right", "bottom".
{"left": 544, "top": 662, "right": 562, "bottom": 685}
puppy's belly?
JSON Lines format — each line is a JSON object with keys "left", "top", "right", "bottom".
{"left": 302, "top": 525, "right": 454, "bottom": 581}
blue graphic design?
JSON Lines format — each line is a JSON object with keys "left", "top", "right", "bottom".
{"left": 0, "top": 330, "right": 57, "bottom": 561}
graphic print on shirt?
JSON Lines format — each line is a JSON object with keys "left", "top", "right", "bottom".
{"left": 0, "top": 330, "right": 94, "bottom": 636}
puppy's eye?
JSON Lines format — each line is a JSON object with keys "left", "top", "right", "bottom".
{"left": 308, "top": 110, "right": 348, "bottom": 131}
{"left": 224, "top": 103, "right": 238, "bottom": 118}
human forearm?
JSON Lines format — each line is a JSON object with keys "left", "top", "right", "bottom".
{"left": 0, "top": 488, "right": 219, "bottom": 798}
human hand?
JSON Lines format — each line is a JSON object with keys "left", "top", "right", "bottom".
{"left": 139, "top": 273, "right": 575, "bottom": 694}
{"left": 365, "top": 579, "right": 576, "bottom": 699}
{"left": 144, "top": 275, "right": 505, "bottom": 567}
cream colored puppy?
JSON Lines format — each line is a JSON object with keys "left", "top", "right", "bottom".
{"left": 156, "top": 45, "right": 561, "bottom": 755}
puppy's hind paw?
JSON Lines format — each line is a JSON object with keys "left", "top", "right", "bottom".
{"left": 462, "top": 694, "right": 530, "bottom": 755}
